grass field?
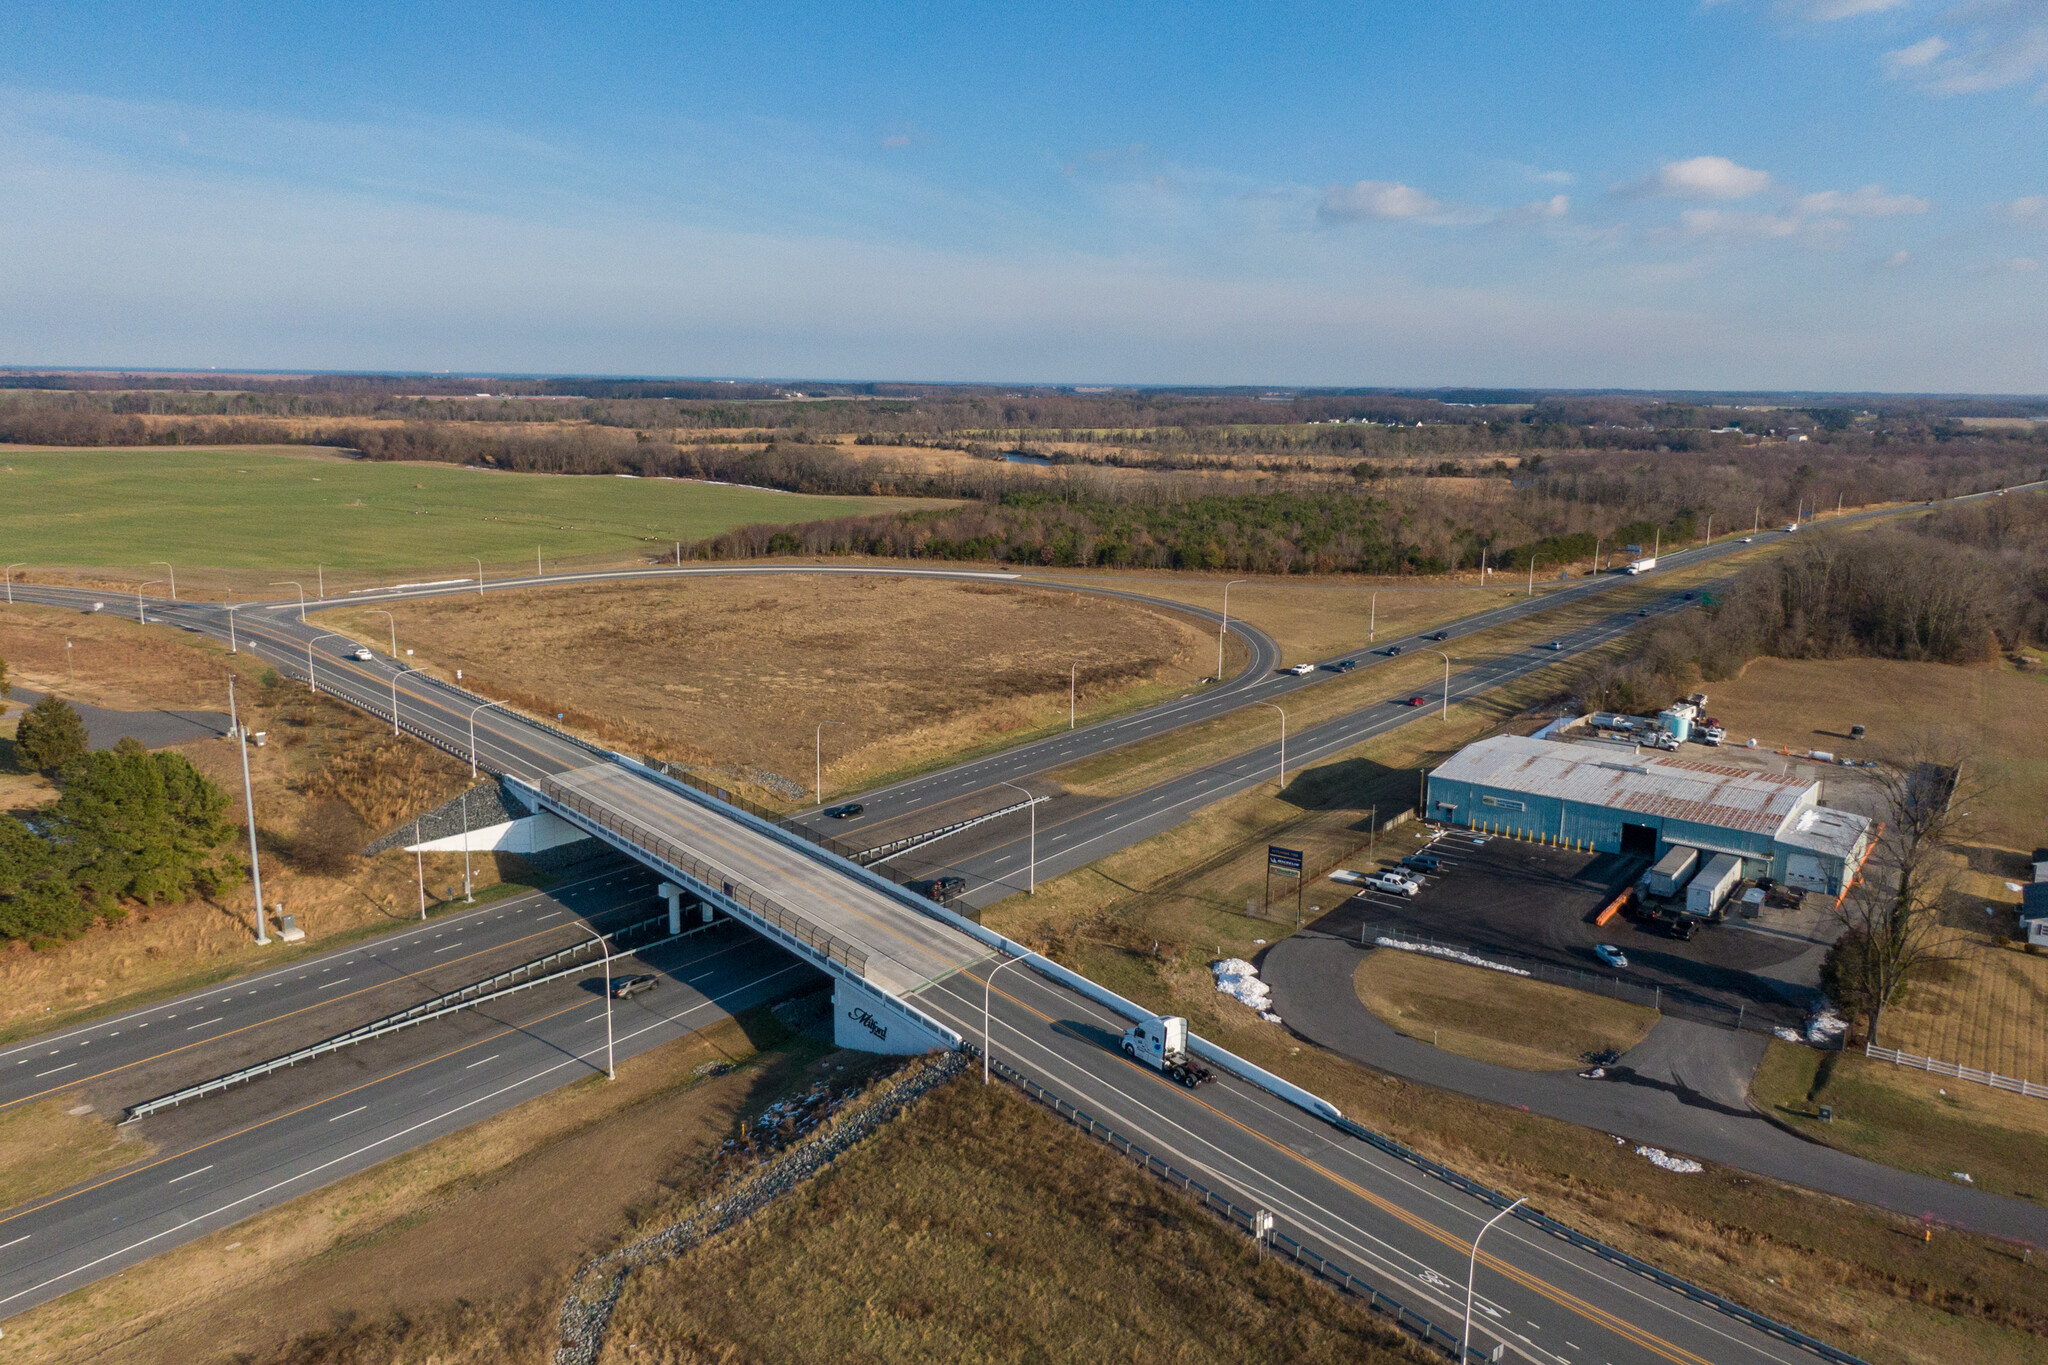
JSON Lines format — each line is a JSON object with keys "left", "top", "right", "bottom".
{"left": 0, "top": 1095, "right": 151, "bottom": 1211}
{"left": 0, "top": 447, "right": 939, "bottom": 585}
{"left": 1353, "top": 950, "right": 1658, "bottom": 1070}
{"left": 1752, "top": 1043, "right": 2047, "bottom": 1204}
{"left": 1874, "top": 931, "right": 2048, "bottom": 1083}
{"left": 318, "top": 576, "right": 1232, "bottom": 803}
{"left": 599, "top": 1076, "right": 1422, "bottom": 1365}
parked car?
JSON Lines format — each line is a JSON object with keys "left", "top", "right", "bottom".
{"left": 1284, "top": 663, "right": 1315, "bottom": 676}
{"left": 1594, "top": 944, "right": 1629, "bottom": 969}
{"left": 1398, "top": 852, "right": 1441, "bottom": 874}
{"left": 1361, "top": 871, "right": 1419, "bottom": 897}
{"left": 610, "top": 974, "right": 660, "bottom": 999}
{"left": 824, "top": 802, "right": 866, "bottom": 819}
{"left": 1663, "top": 917, "right": 1698, "bottom": 941}
{"left": 350, "top": 646, "right": 374, "bottom": 662}
{"left": 1405, "top": 695, "right": 1428, "bottom": 707}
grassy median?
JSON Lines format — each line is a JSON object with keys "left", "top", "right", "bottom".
{"left": 1353, "top": 950, "right": 1658, "bottom": 1071}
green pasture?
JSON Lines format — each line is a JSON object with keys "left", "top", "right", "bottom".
{"left": 0, "top": 447, "right": 935, "bottom": 576}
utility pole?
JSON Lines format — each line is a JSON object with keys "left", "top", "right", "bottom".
{"left": 229, "top": 675, "right": 268, "bottom": 945}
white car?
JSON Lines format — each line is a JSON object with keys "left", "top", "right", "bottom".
{"left": 350, "top": 646, "right": 374, "bottom": 662}
{"left": 1740, "top": 536, "right": 1754, "bottom": 543}
{"left": 1361, "top": 871, "right": 1419, "bottom": 897}
{"left": 1594, "top": 944, "right": 1629, "bottom": 969}
{"left": 1285, "top": 663, "right": 1315, "bottom": 676}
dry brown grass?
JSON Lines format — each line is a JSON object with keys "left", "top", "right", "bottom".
{"left": 1, "top": 605, "right": 233, "bottom": 712}
{"left": 1, "top": 1016, "right": 793, "bottom": 1365}
{"left": 1878, "top": 929, "right": 2048, "bottom": 1083}
{"left": 599, "top": 1076, "right": 1426, "bottom": 1365}
{"left": 1353, "top": 950, "right": 1658, "bottom": 1070}
{"left": 0, "top": 1094, "right": 153, "bottom": 1210}
{"left": 317, "top": 576, "right": 1232, "bottom": 804}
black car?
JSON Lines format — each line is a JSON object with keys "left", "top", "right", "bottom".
{"left": 610, "top": 973, "right": 660, "bottom": 999}
{"left": 1399, "top": 852, "right": 1442, "bottom": 874}
{"left": 915, "top": 875, "right": 967, "bottom": 903}
{"left": 1331, "top": 658, "right": 1358, "bottom": 672}
{"left": 1663, "top": 917, "right": 1698, "bottom": 942}
{"left": 1383, "top": 645, "right": 1403, "bottom": 656}
{"left": 1426, "top": 631, "right": 1448, "bottom": 641}
{"left": 825, "top": 802, "right": 866, "bottom": 819}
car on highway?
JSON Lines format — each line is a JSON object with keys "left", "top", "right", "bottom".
{"left": 915, "top": 875, "right": 967, "bottom": 903}
{"left": 1543, "top": 640, "right": 1564, "bottom": 650}
{"left": 1328, "top": 658, "right": 1358, "bottom": 672}
{"left": 1425, "top": 631, "right": 1448, "bottom": 641}
{"left": 1636, "top": 608, "right": 1650, "bottom": 617}
{"left": 350, "top": 646, "right": 374, "bottom": 661}
{"left": 87, "top": 601, "right": 104, "bottom": 613}
{"left": 1283, "top": 663, "right": 1315, "bottom": 676}
{"left": 1360, "top": 870, "right": 1420, "bottom": 897}
{"left": 824, "top": 802, "right": 866, "bottom": 819}
{"left": 610, "top": 974, "right": 660, "bottom": 999}
{"left": 1383, "top": 645, "right": 1403, "bottom": 656}
{"left": 1740, "top": 536, "right": 1754, "bottom": 543}
{"left": 1404, "top": 695, "right": 1428, "bottom": 707}
{"left": 1594, "top": 944, "right": 1629, "bottom": 969}
{"left": 1398, "top": 852, "right": 1441, "bottom": 874}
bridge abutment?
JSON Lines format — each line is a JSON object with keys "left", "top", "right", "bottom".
{"left": 833, "top": 976, "right": 950, "bottom": 1055}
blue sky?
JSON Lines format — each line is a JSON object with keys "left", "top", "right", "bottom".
{"left": 2, "top": 1, "right": 2044, "bottom": 390}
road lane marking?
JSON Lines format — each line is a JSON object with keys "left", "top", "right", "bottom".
{"left": 316, "top": 977, "right": 351, "bottom": 990}
{"left": 328, "top": 1106, "right": 368, "bottom": 1122}
{"left": 32, "top": 1064, "right": 75, "bottom": 1078}
{"left": 0, "top": 1235, "right": 26, "bottom": 1250}
{"left": 465, "top": 1054, "right": 500, "bottom": 1069}
{"left": 184, "top": 1019, "right": 223, "bottom": 1032}
{"left": 167, "top": 1165, "right": 213, "bottom": 1184}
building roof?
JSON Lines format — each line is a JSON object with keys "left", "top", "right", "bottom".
{"left": 1775, "top": 803, "right": 1873, "bottom": 861}
{"left": 2023, "top": 882, "right": 2048, "bottom": 923}
{"left": 1431, "top": 735, "right": 1821, "bottom": 838}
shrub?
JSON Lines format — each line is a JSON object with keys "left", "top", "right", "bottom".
{"left": 13, "top": 694, "right": 88, "bottom": 774}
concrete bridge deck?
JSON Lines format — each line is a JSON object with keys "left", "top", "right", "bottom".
{"left": 542, "top": 761, "right": 989, "bottom": 998}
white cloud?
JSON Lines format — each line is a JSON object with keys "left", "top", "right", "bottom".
{"left": 1882, "top": 2, "right": 2048, "bottom": 95}
{"left": 1318, "top": 180, "right": 1444, "bottom": 222}
{"left": 1789, "top": 0, "right": 1910, "bottom": 18}
{"left": 1500, "top": 194, "right": 1571, "bottom": 223}
{"left": 1875, "top": 249, "right": 1912, "bottom": 268}
{"left": 1622, "top": 155, "right": 1772, "bottom": 200}
{"left": 1884, "top": 35, "right": 1951, "bottom": 72}
{"left": 1796, "top": 184, "right": 1931, "bottom": 216}
{"left": 2005, "top": 194, "right": 2048, "bottom": 225}
{"left": 1677, "top": 207, "right": 1808, "bottom": 238}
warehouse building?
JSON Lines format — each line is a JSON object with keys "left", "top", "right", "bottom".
{"left": 1426, "top": 734, "right": 1873, "bottom": 898}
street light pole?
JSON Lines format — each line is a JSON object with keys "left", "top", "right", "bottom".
{"left": 1425, "top": 649, "right": 1451, "bottom": 720}
{"left": 1527, "top": 556, "right": 1536, "bottom": 597}
{"left": 1369, "top": 591, "right": 1376, "bottom": 642}
{"left": 1256, "top": 702, "right": 1286, "bottom": 789}
{"left": 307, "top": 633, "right": 350, "bottom": 695}
{"left": 368, "top": 609, "right": 401, "bottom": 735}
{"left": 996, "top": 779, "right": 1036, "bottom": 893}
{"left": 151, "top": 562, "right": 176, "bottom": 600}
{"left": 225, "top": 603, "right": 243, "bottom": 653}
{"left": 461, "top": 787, "right": 474, "bottom": 902}
{"left": 269, "top": 581, "right": 306, "bottom": 623}
{"left": 468, "top": 699, "right": 508, "bottom": 779}
{"left": 1463, "top": 1197, "right": 1526, "bottom": 1364}
{"left": 983, "top": 951, "right": 1032, "bottom": 1084}
{"left": 815, "top": 721, "right": 845, "bottom": 805}
{"left": 1218, "top": 579, "right": 1246, "bottom": 680}
{"left": 1070, "top": 663, "right": 1077, "bottom": 729}
{"left": 3, "top": 564, "right": 22, "bottom": 604}
{"left": 473, "top": 557, "right": 484, "bottom": 597}
{"left": 583, "top": 923, "right": 615, "bottom": 1080}
{"left": 138, "top": 580, "right": 165, "bottom": 623}
{"left": 1592, "top": 538, "right": 1601, "bottom": 575}
{"left": 228, "top": 675, "right": 268, "bottom": 945}
{"left": 1703, "top": 514, "right": 1712, "bottom": 546}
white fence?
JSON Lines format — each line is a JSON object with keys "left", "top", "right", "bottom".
{"left": 1864, "top": 1043, "right": 2048, "bottom": 1100}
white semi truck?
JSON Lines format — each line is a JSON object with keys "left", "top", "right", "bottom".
{"left": 1120, "top": 1015, "right": 1216, "bottom": 1088}
{"left": 1625, "top": 556, "right": 1657, "bottom": 575}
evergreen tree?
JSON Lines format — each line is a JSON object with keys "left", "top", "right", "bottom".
{"left": 0, "top": 816, "right": 88, "bottom": 941}
{"left": 47, "top": 743, "right": 234, "bottom": 913}
{"left": 13, "top": 694, "right": 88, "bottom": 774}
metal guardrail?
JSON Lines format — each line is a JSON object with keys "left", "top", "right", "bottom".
{"left": 529, "top": 775, "right": 870, "bottom": 979}
{"left": 122, "top": 912, "right": 697, "bottom": 1122}
{"left": 851, "top": 797, "right": 1039, "bottom": 867}
{"left": 986, "top": 1057, "right": 1489, "bottom": 1363}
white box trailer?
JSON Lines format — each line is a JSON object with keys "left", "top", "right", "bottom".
{"left": 1686, "top": 853, "right": 1744, "bottom": 917}
{"left": 1626, "top": 557, "right": 1657, "bottom": 575}
{"left": 1646, "top": 845, "right": 1699, "bottom": 898}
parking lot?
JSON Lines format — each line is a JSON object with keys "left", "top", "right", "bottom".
{"left": 1307, "top": 827, "right": 1830, "bottom": 1026}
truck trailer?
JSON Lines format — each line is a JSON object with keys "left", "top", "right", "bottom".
{"left": 1120, "top": 1015, "right": 1216, "bottom": 1088}
{"left": 1625, "top": 557, "right": 1657, "bottom": 575}
{"left": 1687, "top": 853, "right": 1744, "bottom": 917}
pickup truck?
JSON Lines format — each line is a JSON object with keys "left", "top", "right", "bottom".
{"left": 1284, "top": 663, "right": 1315, "bottom": 676}
{"left": 1120, "top": 1015, "right": 1215, "bottom": 1088}
{"left": 1360, "top": 870, "right": 1419, "bottom": 897}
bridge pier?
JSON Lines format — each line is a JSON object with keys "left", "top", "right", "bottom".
{"left": 656, "top": 881, "right": 705, "bottom": 934}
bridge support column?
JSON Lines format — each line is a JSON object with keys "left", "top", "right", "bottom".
{"left": 658, "top": 882, "right": 683, "bottom": 935}
{"left": 833, "top": 976, "right": 949, "bottom": 1056}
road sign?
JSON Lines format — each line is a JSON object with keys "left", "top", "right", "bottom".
{"left": 1268, "top": 846, "right": 1303, "bottom": 877}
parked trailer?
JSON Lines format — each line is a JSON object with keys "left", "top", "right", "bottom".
{"left": 1646, "top": 845, "right": 1699, "bottom": 899}
{"left": 1120, "top": 1015, "right": 1215, "bottom": 1088}
{"left": 1687, "top": 853, "right": 1744, "bottom": 917}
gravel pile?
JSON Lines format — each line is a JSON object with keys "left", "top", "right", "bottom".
{"left": 551, "top": 1050, "right": 968, "bottom": 1365}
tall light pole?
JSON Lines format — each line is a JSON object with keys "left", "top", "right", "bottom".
{"left": 468, "top": 703, "right": 507, "bottom": 777}
{"left": 151, "top": 562, "right": 176, "bottom": 601}
{"left": 461, "top": 787, "right": 474, "bottom": 902}
{"left": 1256, "top": 701, "right": 1286, "bottom": 790}
{"left": 1069, "top": 663, "right": 1077, "bottom": 729}
{"left": 137, "top": 580, "right": 165, "bottom": 623}
{"left": 536, "top": 547, "right": 543, "bottom": 578}
{"left": 1218, "top": 579, "right": 1246, "bottom": 680}
{"left": 1526, "top": 556, "right": 1536, "bottom": 597}
{"left": 1591, "top": 539, "right": 1601, "bottom": 576}
{"left": 415, "top": 819, "right": 427, "bottom": 920}
{"left": 1703, "top": 514, "right": 1712, "bottom": 546}
{"left": 307, "top": 633, "right": 350, "bottom": 695}
{"left": 225, "top": 603, "right": 244, "bottom": 654}
{"left": 368, "top": 609, "right": 401, "bottom": 735}
{"left": 1369, "top": 591, "right": 1376, "bottom": 642}
{"left": 583, "top": 923, "right": 615, "bottom": 1080}
{"left": 269, "top": 580, "right": 306, "bottom": 623}
{"left": 473, "top": 557, "right": 485, "bottom": 597}
{"left": 996, "top": 779, "right": 1036, "bottom": 894}
{"left": 815, "top": 721, "right": 845, "bottom": 805}
{"left": 3, "top": 564, "right": 22, "bottom": 604}
{"left": 1424, "top": 649, "right": 1452, "bottom": 720}
{"left": 316, "top": 564, "right": 325, "bottom": 599}
{"left": 1463, "top": 1197, "right": 1526, "bottom": 1364}
{"left": 228, "top": 674, "right": 268, "bottom": 945}
{"left": 983, "top": 951, "right": 1032, "bottom": 1085}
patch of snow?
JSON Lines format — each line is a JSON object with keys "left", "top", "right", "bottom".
{"left": 1212, "top": 958, "right": 1279, "bottom": 1021}
{"left": 1805, "top": 1009, "right": 1847, "bottom": 1045}
{"left": 1635, "top": 1145, "right": 1704, "bottom": 1174}
{"left": 1373, "top": 936, "right": 1530, "bottom": 978}
{"left": 1330, "top": 869, "right": 1365, "bottom": 884}
{"left": 1773, "top": 1026, "right": 1803, "bottom": 1043}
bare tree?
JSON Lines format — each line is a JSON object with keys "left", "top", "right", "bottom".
{"left": 1831, "top": 733, "right": 1986, "bottom": 1044}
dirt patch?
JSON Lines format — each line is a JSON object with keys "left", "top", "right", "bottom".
{"left": 318, "top": 576, "right": 1218, "bottom": 802}
{"left": 1353, "top": 949, "right": 1658, "bottom": 1070}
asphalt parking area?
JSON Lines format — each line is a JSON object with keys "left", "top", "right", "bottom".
{"left": 1308, "top": 827, "right": 1820, "bottom": 1020}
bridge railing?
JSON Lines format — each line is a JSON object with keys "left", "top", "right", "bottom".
{"left": 530, "top": 775, "right": 870, "bottom": 979}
